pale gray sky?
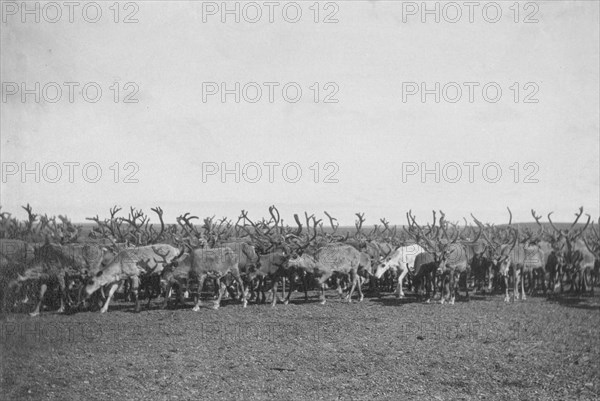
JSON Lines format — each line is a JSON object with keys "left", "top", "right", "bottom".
{"left": 1, "top": 1, "right": 598, "bottom": 225}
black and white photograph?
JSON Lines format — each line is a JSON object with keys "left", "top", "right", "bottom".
{"left": 1, "top": 1, "right": 599, "bottom": 399}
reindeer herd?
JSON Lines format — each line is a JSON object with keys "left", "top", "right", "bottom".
{"left": 0, "top": 204, "right": 599, "bottom": 317}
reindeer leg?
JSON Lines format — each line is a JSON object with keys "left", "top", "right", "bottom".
{"left": 271, "top": 276, "right": 279, "bottom": 307}
{"left": 29, "top": 282, "right": 47, "bottom": 317}
{"left": 532, "top": 270, "right": 539, "bottom": 296}
{"left": 283, "top": 274, "right": 293, "bottom": 305}
{"left": 397, "top": 266, "right": 408, "bottom": 298}
{"left": 513, "top": 267, "right": 518, "bottom": 301}
{"left": 440, "top": 274, "right": 448, "bottom": 305}
{"left": 146, "top": 279, "right": 154, "bottom": 310}
{"left": 180, "top": 281, "right": 188, "bottom": 305}
{"left": 192, "top": 274, "right": 207, "bottom": 311}
{"left": 247, "top": 278, "right": 256, "bottom": 302}
{"left": 357, "top": 273, "right": 364, "bottom": 302}
{"left": 450, "top": 272, "right": 456, "bottom": 305}
{"left": 213, "top": 280, "right": 225, "bottom": 310}
{"left": 162, "top": 281, "right": 172, "bottom": 309}
{"left": 337, "top": 276, "right": 345, "bottom": 299}
{"left": 303, "top": 273, "right": 309, "bottom": 302}
{"left": 559, "top": 270, "right": 564, "bottom": 293}
{"left": 273, "top": 273, "right": 284, "bottom": 305}
{"left": 281, "top": 276, "right": 287, "bottom": 303}
{"left": 100, "top": 282, "right": 119, "bottom": 314}
{"left": 521, "top": 270, "right": 527, "bottom": 301}
{"left": 231, "top": 270, "right": 247, "bottom": 308}
{"left": 252, "top": 276, "right": 260, "bottom": 304}
{"left": 430, "top": 271, "right": 437, "bottom": 302}
{"left": 347, "top": 272, "right": 357, "bottom": 303}
{"left": 131, "top": 276, "right": 141, "bottom": 312}
{"left": 515, "top": 266, "right": 522, "bottom": 301}
{"left": 57, "top": 275, "right": 66, "bottom": 313}
{"left": 318, "top": 273, "right": 332, "bottom": 305}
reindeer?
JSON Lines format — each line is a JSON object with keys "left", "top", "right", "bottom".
{"left": 546, "top": 208, "right": 593, "bottom": 293}
{"left": 288, "top": 243, "right": 365, "bottom": 305}
{"left": 530, "top": 209, "right": 565, "bottom": 294}
{"left": 403, "top": 210, "right": 467, "bottom": 304}
{"left": 237, "top": 206, "right": 296, "bottom": 305}
{"left": 582, "top": 218, "right": 600, "bottom": 288}
{"left": 83, "top": 244, "right": 183, "bottom": 313}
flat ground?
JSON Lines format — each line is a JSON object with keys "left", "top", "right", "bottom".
{"left": 1, "top": 290, "right": 599, "bottom": 401}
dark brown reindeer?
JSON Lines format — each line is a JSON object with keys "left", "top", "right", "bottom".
{"left": 404, "top": 210, "right": 468, "bottom": 304}
{"left": 547, "top": 207, "right": 593, "bottom": 293}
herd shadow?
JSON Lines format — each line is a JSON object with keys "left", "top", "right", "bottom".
{"left": 545, "top": 292, "right": 600, "bottom": 311}
{"left": 3, "top": 285, "right": 599, "bottom": 316}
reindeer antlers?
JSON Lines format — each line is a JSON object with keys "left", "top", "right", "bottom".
{"left": 354, "top": 212, "right": 366, "bottom": 237}
{"left": 548, "top": 207, "right": 591, "bottom": 240}
{"left": 324, "top": 211, "right": 339, "bottom": 233}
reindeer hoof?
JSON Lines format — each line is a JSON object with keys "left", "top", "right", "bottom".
{"left": 425, "top": 299, "right": 431, "bottom": 304}
{"left": 192, "top": 306, "right": 200, "bottom": 312}
{"left": 450, "top": 298, "right": 455, "bottom": 305}
{"left": 57, "top": 307, "right": 65, "bottom": 314}
{"left": 242, "top": 301, "right": 247, "bottom": 308}
{"left": 29, "top": 311, "right": 39, "bottom": 317}
{"left": 320, "top": 300, "right": 326, "bottom": 305}
{"left": 359, "top": 295, "right": 364, "bottom": 302}
{"left": 283, "top": 300, "right": 289, "bottom": 305}
{"left": 211, "top": 304, "right": 220, "bottom": 310}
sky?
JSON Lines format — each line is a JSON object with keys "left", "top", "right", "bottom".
{"left": 1, "top": 0, "right": 599, "bottom": 226}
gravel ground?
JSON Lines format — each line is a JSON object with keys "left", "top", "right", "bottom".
{"left": 1, "top": 290, "right": 599, "bottom": 401}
